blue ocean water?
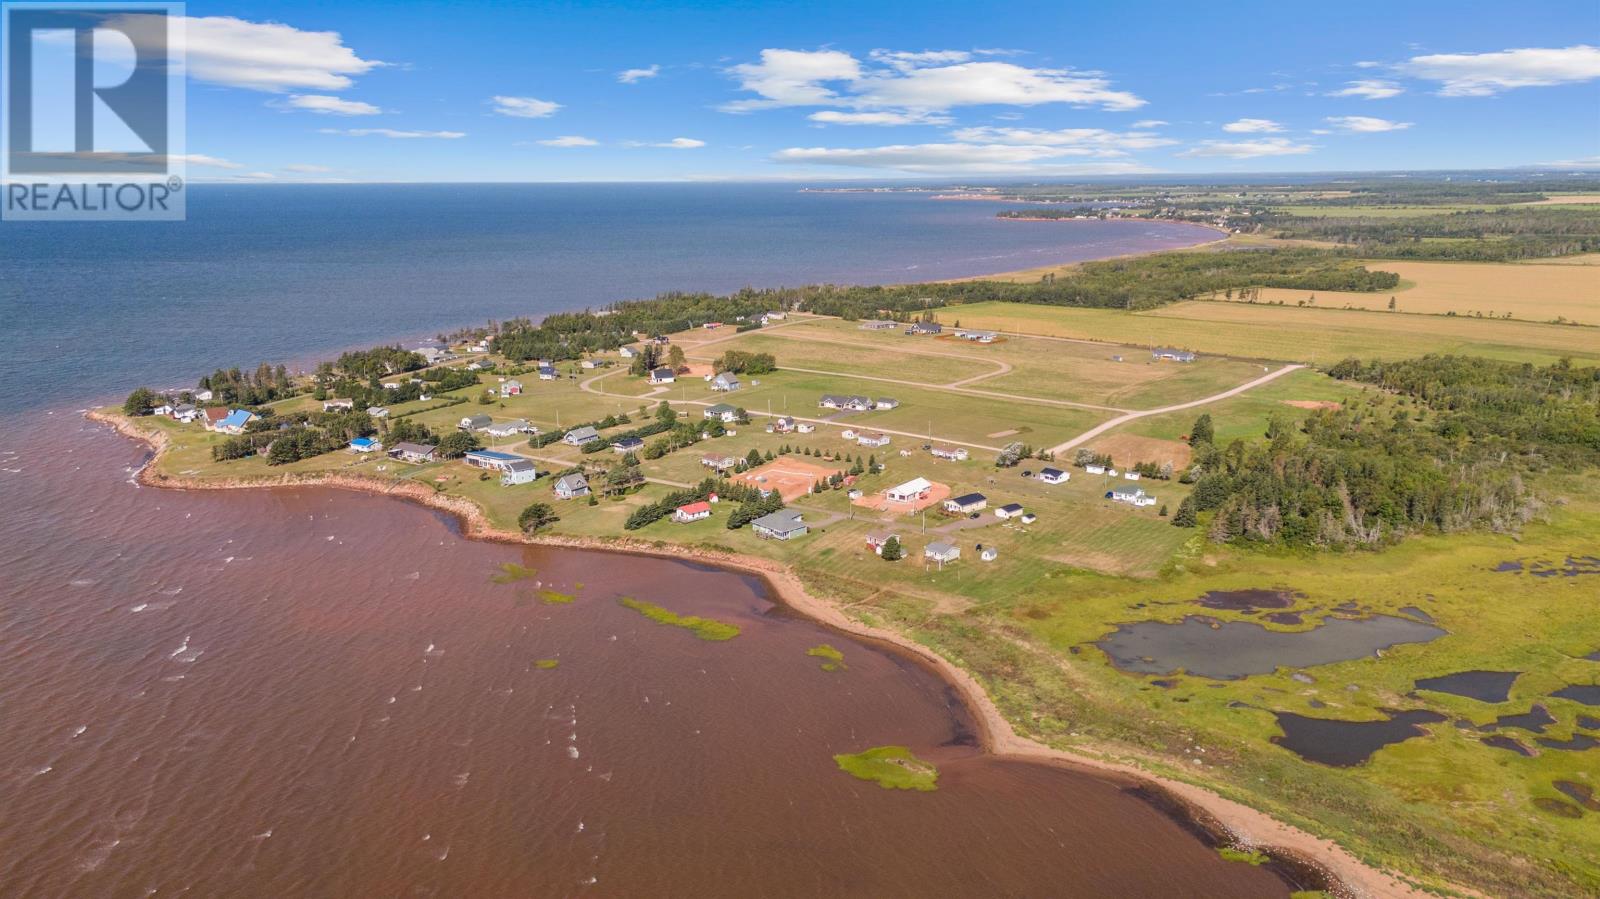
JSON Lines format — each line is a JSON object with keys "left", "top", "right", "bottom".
{"left": 0, "top": 183, "right": 1217, "bottom": 412}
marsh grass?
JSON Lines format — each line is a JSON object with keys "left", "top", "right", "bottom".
{"left": 618, "top": 597, "right": 740, "bottom": 641}
{"left": 833, "top": 745, "right": 939, "bottom": 791}
{"left": 490, "top": 562, "right": 538, "bottom": 584}
{"left": 807, "top": 643, "right": 847, "bottom": 671}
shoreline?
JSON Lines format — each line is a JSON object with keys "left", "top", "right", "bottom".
{"left": 87, "top": 407, "right": 1445, "bottom": 899}
{"left": 945, "top": 220, "right": 1233, "bottom": 283}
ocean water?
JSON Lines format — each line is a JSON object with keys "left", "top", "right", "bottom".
{"left": 0, "top": 183, "right": 1217, "bottom": 413}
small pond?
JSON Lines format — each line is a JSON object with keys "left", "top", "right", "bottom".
{"left": 1414, "top": 670, "right": 1520, "bottom": 703}
{"left": 1194, "top": 589, "right": 1300, "bottom": 612}
{"left": 1552, "top": 685, "right": 1600, "bottom": 706}
{"left": 1271, "top": 709, "right": 1446, "bottom": 767}
{"left": 1097, "top": 615, "right": 1446, "bottom": 679}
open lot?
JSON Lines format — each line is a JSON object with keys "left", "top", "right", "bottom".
{"left": 938, "top": 300, "right": 1600, "bottom": 366}
{"left": 1212, "top": 259, "right": 1600, "bottom": 325}
{"left": 731, "top": 456, "right": 842, "bottom": 502}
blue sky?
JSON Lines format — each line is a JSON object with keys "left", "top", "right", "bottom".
{"left": 148, "top": 0, "right": 1600, "bottom": 180}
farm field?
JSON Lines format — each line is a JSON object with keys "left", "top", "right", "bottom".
{"left": 1212, "top": 259, "right": 1600, "bottom": 325}
{"left": 937, "top": 300, "right": 1600, "bottom": 365}
{"left": 708, "top": 316, "right": 1274, "bottom": 410}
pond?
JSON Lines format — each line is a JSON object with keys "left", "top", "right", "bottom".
{"left": 1271, "top": 709, "right": 1447, "bottom": 767}
{"left": 1552, "top": 685, "right": 1600, "bottom": 706}
{"left": 1414, "top": 670, "right": 1520, "bottom": 703}
{"left": 1097, "top": 615, "right": 1446, "bottom": 679}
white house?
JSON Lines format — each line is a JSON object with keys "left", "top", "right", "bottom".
{"left": 673, "top": 501, "right": 712, "bottom": 523}
{"left": 1124, "top": 471, "right": 1142, "bottom": 481}
{"left": 1109, "top": 487, "right": 1158, "bottom": 507}
{"left": 943, "top": 493, "right": 988, "bottom": 514}
{"left": 874, "top": 397, "right": 899, "bottom": 410}
{"left": 538, "top": 366, "right": 558, "bottom": 381}
{"left": 703, "top": 403, "right": 740, "bottom": 423}
{"left": 924, "top": 541, "right": 960, "bottom": 564}
{"left": 865, "top": 531, "right": 899, "bottom": 555}
{"left": 192, "top": 389, "right": 214, "bottom": 402}
{"left": 980, "top": 546, "right": 999, "bottom": 562}
{"left": 711, "top": 372, "right": 741, "bottom": 392}
{"left": 1085, "top": 464, "right": 1106, "bottom": 475}
{"left": 349, "top": 437, "right": 381, "bottom": 453}
{"left": 795, "top": 422, "right": 816, "bottom": 433}
{"left": 323, "top": 399, "right": 354, "bottom": 412}
{"left": 460, "top": 414, "right": 493, "bottom": 431}
{"left": 619, "top": 346, "right": 638, "bottom": 359}
{"left": 994, "top": 503, "right": 1025, "bottom": 519}
{"left": 1038, "top": 467, "right": 1069, "bottom": 485}
{"left": 930, "top": 445, "right": 968, "bottom": 462}
{"left": 856, "top": 432, "right": 891, "bottom": 448}
{"left": 649, "top": 367, "right": 676, "bottom": 384}
{"left": 770, "top": 415, "right": 797, "bottom": 433}
{"left": 484, "top": 419, "right": 533, "bottom": 438}
{"left": 884, "top": 477, "right": 933, "bottom": 503}
{"left": 611, "top": 436, "right": 644, "bottom": 454}
{"left": 367, "top": 406, "right": 389, "bottom": 419}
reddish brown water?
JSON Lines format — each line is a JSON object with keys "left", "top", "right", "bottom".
{"left": 0, "top": 415, "right": 1293, "bottom": 897}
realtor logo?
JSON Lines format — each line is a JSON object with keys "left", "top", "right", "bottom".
{"left": 2, "top": 2, "right": 185, "bottom": 220}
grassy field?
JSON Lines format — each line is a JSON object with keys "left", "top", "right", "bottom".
{"left": 704, "top": 316, "right": 1274, "bottom": 410}
{"left": 846, "top": 478, "right": 1600, "bottom": 898}
{"left": 1211, "top": 259, "right": 1600, "bottom": 325}
{"left": 937, "top": 300, "right": 1600, "bottom": 366}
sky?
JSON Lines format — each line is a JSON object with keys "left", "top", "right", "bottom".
{"left": 81, "top": 0, "right": 1600, "bottom": 181}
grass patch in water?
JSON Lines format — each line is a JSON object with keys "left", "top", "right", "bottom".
{"left": 491, "top": 562, "right": 538, "bottom": 584}
{"left": 534, "top": 659, "right": 560, "bottom": 670}
{"left": 833, "top": 745, "right": 938, "bottom": 791}
{"left": 806, "top": 643, "right": 847, "bottom": 671}
{"left": 1218, "top": 847, "right": 1269, "bottom": 866}
{"left": 618, "top": 597, "right": 740, "bottom": 641}
{"left": 539, "top": 589, "right": 575, "bottom": 605}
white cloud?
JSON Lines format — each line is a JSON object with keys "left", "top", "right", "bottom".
{"left": 321, "top": 128, "right": 465, "bottom": 139}
{"left": 1538, "top": 155, "right": 1600, "bottom": 169}
{"left": 283, "top": 163, "right": 332, "bottom": 173}
{"left": 1178, "top": 138, "right": 1314, "bottom": 159}
{"left": 491, "top": 96, "right": 562, "bottom": 118}
{"left": 1398, "top": 45, "right": 1600, "bottom": 96}
{"left": 1328, "top": 79, "right": 1403, "bottom": 100}
{"left": 633, "top": 137, "right": 705, "bottom": 149}
{"left": 284, "top": 94, "right": 381, "bottom": 115}
{"left": 809, "top": 110, "right": 951, "bottom": 126}
{"left": 867, "top": 49, "right": 973, "bottom": 71}
{"left": 949, "top": 126, "right": 1177, "bottom": 155}
{"left": 1132, "top": 119, "right": 1169, "bottom": 128}
{"left": 1222, "top": 118, "right": 1284, "bottom": 133}
{"left": 176, "top": 153, "right": 243, "bottom": 169}
{"left": 537, "top": 135, "right": 600, "bottom": 147}
{"left": 617, "top": 65, "right": 660, "bottom": 84}
{"left": 773, "top": 142, "right": 1157, "bottom": 174}
{"left": 1325, "top": 115, "right": 1412, "bottom": 133}
{"left": 722, "top": 48, "right": 1144, "bottom": 114}
{"left": 111, "top": 14, "right": 382, "bottom": 92}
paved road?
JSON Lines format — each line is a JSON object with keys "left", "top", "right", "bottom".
{"left": 1044, "top": 364, "right": 1306, "bottom": 457}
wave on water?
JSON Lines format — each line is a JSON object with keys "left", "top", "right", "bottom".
{"left": 168, "top": 635, "right": 203, "bottom": 663}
